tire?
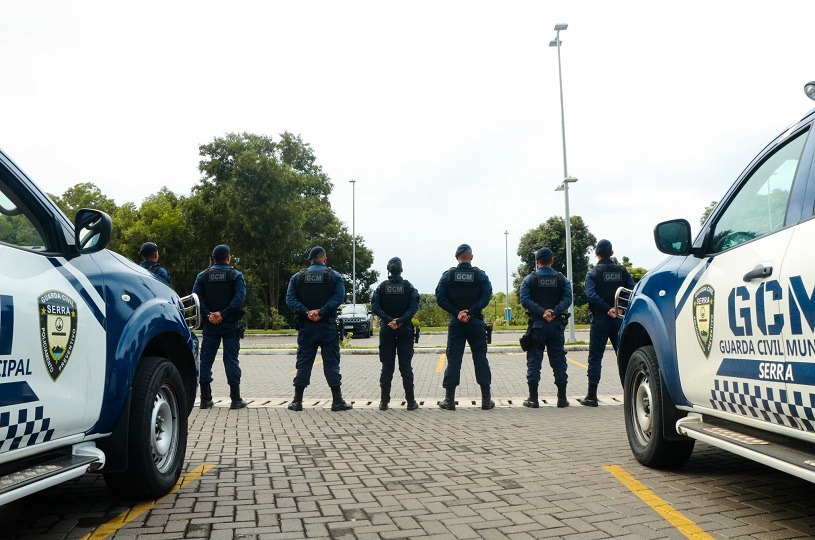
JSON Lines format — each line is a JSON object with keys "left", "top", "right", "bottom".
{"left": 623, "top": 346, "right": 694, "bottom": 469}
{"left": 104, "top": 356, "right": 188, "bottom": 499}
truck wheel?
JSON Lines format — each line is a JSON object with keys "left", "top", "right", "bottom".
{"left": 623, "top": 346, "right": 694, "bottom": 469}
{"left": 104, "top": 356, "right": 188, "bottom": 499}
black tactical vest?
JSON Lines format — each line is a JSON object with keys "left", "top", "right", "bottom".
{"left": 377, "top": 278, "right": 413, "bottom": 318}
{"left": 202, "top": 267, "right": 235, "bottom": 312}
{"left": 447, "top": 267, "right": 483, "bottom": 310}
{"left": 594, "top": 262, "right": 627, "bottom": 308}
{"left": 529, "top": 271, "right": 566, "bottom": 311}
{"left": 296, "top": 268, "right": 335, "bottom": 310}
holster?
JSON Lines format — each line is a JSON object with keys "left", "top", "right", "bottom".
{"left": 519, "top": 321, "right": 533, "bottom": 352}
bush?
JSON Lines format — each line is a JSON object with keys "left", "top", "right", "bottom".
{"left": 573, "top": 303, "right": 591, "bottom": 325}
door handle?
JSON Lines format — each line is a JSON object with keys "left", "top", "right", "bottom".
{"left": 743, "top": 265, "right": 773, "bottom": 282}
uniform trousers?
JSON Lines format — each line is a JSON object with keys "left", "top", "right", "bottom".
{"left": 200, "top": 324, "right": 242, "bottom": 386}
{"left": 587, "top": 314, "right": 623, "bottom": 385}
{"left": 379, "top": 323, "right": 415, "bottom": 387}
{"left": 526, "top": 320, "right": 567, "bottom": 386}
{"left": 293, "top": 321, "right": 342, "bottom": 387}
{"left": 443, "top": 318, "right": 491, "bottom": 388}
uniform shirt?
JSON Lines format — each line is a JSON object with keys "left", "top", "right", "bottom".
{"left": 585, "top": 258, "right": 635, "bottom": 314}
{"left": 371, "top": 275, "right": 420, "bottom": 324}
{"left": 520, "top": 266, "right": 573, "bottom": 318}
{"left": 140, "top": 260, "right": 171, "bottom": 287}
{"left": 285, "top": 262, "right": 345, "bottom": 318}
{"left": 192, "top": 263, "right": 247, "bottom": 321}
{"left": 435, "top": 262, "right": 492, "bottom": 318}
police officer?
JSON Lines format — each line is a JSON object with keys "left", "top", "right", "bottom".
{"left": 579, "top": 239, "right": 635, "bottom": 407}
{"left": 371, "top": 257, "right": 420, "bottom": 411}
{"left": 285, "top": 246, "right": 352, "bottom": 412}
{"left": 139, "top": 242, "right": 171, "bottom": 286}
{"left": 435, "top": 244, "right": 495, "bottom": 411}
{"left": 193, "top": 244, "right": 247, "bottom": 410}
{"left": 519, "top": 247, "right": 573, "bottom": 408}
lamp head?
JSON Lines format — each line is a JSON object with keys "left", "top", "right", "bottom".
{"left": 554, "top": 23, "right": 568, "bottom": 31}
{"left": 805, "top": 81, "right": 815, "bottom": 101}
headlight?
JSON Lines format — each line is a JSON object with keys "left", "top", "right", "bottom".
{"left": 805, "top": 81, "right": 815, "bottom": 101}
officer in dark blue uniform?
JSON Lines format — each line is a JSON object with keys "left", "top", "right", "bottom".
{"left": 285, "top": 246, "right": 352, "bottom": 412}
{"left": 193, "top": 244, "right": 247, "bottom": 410}
{"left": 519, "top": 247, "right": 573, "bottom": 408}
{"left": 435, "top": 244, "right": 495, "bottom": 411}
{"left": 580, "top": 239, "right": 634, "bottom": 407}
{"left": 139, "top": 241, "right": 171, "bottom": 286}
{"left": 371, "top": 257, "right": 420, "bottom": 411}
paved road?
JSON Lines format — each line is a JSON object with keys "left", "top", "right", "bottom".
{"left": 3, "top": 349, "right": 815, "bottom": 539}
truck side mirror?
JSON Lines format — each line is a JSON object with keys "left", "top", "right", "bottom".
{"left": 75, "top": 208, "right": 112, "bottom": 254}
{"left": 653, "top": 219, "right": 692, "bottom": 256}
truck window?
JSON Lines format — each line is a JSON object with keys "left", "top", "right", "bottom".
{"left": 710, "top": 129, "right": 809, "bottom": 253}
{"left": 0, "top": 179, "right": 47, "bottom": 251}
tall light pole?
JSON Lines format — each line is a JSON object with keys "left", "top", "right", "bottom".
{"left": 349, "top": 179, "right": 356, "bottom": 306}
{"left": 504, "top": 230, "right": 510, "bottom": 309}
{"left": 550, "top": 23, "right": 577, "bottom": 343}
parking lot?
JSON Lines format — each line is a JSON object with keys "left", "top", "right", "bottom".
{"left": 2, "top": 339, "right": 815, "bottom": 539}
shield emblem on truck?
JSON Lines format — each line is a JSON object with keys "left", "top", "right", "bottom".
{"left": 38, "top": 290, "right": 78, "bottom": 381}
{"left": 692, "top": 285, "right": 714, "bottom": 357}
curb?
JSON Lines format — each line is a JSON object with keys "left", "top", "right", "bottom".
{"left": 239, "top": 344, "right": 605, "bottom": 355}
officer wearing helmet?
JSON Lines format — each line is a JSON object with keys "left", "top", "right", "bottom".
{"left": 371, "top": 257, "right": 420, "bottom": 411}
{"left": 138, "top": 241, "right": 171, "bottom": 286}
{"left": 579, "top": 239, "right": 634, "bottom": 407}
{"left": 519, "top": 247, "right": 573, "bottom": 408}
{"left": 435, "top": 244, "right": 495, "bottom": 411}
{"left": 193, "top": 244, "right": 248, "bottom": 410}
{"left": 285, "top": 246, "right": 352, "bottom": 412}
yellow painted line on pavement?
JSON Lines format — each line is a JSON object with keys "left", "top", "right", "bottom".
{"left": 289, "top": 359, "right": 322, "bottom": 375}
{"left": 435, "top": 353, "right": 446, "bottom": 373}
{"left": 83, "top": 464, "right": 216, "bottom": 540}
{"left": 567, "top": 356, "right": 587, "bottom": 369}
{"left": 603, "top": 465, "right": 713, "bottom": 540}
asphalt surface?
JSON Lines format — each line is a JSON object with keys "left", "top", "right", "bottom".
{"left": 2, "top": 338, "right": 815, "bottom": 539}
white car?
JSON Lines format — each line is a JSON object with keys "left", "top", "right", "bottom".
{"left": 616, "top": 82, "right": 815, "bottom": 482}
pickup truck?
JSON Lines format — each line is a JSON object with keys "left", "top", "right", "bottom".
{"left": 0, "top": 148, "right": 199, "bottom": 505}
{"left": 617, "top": 82, "right": 815, "bottom": 483}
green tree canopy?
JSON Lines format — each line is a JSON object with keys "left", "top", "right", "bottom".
{"left": 515, "top": 216, "right": 596, "bottom": 306}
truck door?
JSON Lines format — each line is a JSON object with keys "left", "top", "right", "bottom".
{"left": 0, "top": 170, "right": 107, "bottom": 458}
{"left": 675, "top": 127, "right": 809, "bottom": 428}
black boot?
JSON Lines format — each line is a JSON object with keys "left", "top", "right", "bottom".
{"left": 229, "top": 384, "right": 247, "bottom": 409}
{"left": 199, "top": 382, "right": 213, "bottom": 410}
{"left": 379, "top": 385, "right": 391, "bottom": 411}
{"left": 330, "top": 386, "right": 353, "bottom": 411}
{"left": 523, "top": 382, "right": 539, "bottom": 408}
{"left": 556, "top": 383, "right": 569, "bottom": 408}
{"left": 481, "top": 386, "right": 495, "bottom": 410}
{"left": 288, "top": 386, "right": 305, "bottom": 411}
{"left": 405, "top": 385, "right": 419, "bottom": 411}
{"left": 578, "top": 383, "right": 599, "bottom": 407}
{"left": 439, "top": 387, "right": 456, "bottom": 410}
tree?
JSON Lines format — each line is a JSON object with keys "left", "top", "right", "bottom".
{"left": 50, "top": 182, "right": 118, "bottom": 220}
{"left": 414, "top": 294, "right": 449, "bottom": 328}
{"left": 192, "top": 132, "right": 376, "bottom": 328}
{"left": 620, "top": 255, "right": 648, "bottom": 282}
{"left": 700, "top": 200, "right": 717, "bottom": 225}
{"left": 515, "top": 216, "right": 596, "bottom": 306}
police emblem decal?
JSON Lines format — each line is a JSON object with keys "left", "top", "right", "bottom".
{"left": 38, "top": 291, "right": 78, "bottom": 381}
{"left": 692, "top": 285, "right": 714, "bottom": 357}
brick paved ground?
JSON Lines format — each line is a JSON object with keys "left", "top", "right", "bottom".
{"left": 2, "top": 349, "right": 815, "bottom": 539}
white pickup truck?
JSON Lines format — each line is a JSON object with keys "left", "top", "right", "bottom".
{"left": 617, "top": 82, "right": 815, "bottom": 482}
{"left": 0, "top": 148, "right": 199, "bottom": 505}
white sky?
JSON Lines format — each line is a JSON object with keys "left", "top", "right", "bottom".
{"left": 2, "top": 1, "right": 814, "bottom": 294}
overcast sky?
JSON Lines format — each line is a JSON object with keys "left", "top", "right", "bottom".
{"left": 2, "top": 1, "right": 814, "bottom": 294}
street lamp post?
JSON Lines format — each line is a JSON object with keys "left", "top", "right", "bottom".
{"left": 349, "top": 179, "right": 356, "bottom": 306}
{"left": 550, "top": 23, "right": 577, "bottom": 343}
{"left": 504, "top": 230, "right": 510, "bottom": 313}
